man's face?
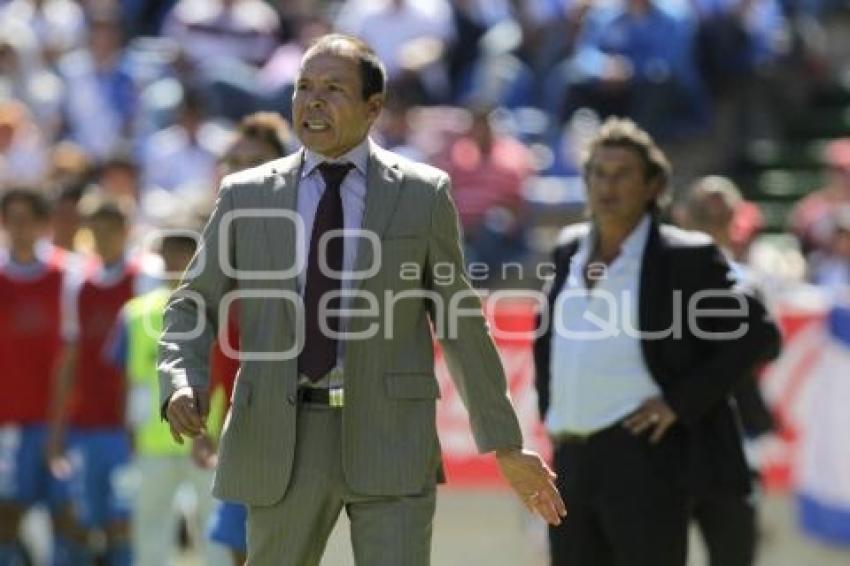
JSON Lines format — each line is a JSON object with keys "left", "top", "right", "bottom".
{"left": 89, "top": 21, "right": 122, "bottom": 58}
{"left": 98, "top": 166, "right": 138, "bottom": 202}
{"left": 88, "top": 216, "right": 127, "bottom": 262}
{"left": 585, "top": 145, "right": 660, "bottom": 227}
{"left": 161, "top": 240, "right": 195, "bottom": 275}
{"left": 2, "top": 200, "right": 45, "bottom": 250}
{"left": 51, "top": 197, "right": 80, "bottom": 242}
{"left": 292, "top": 52, "right": 383, "bottom": 158}
{"left": 223, "top": 138, "right": 281, "bottom": 174}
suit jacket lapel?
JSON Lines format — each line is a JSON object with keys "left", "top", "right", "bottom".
{"left": 639, "top": 218, "right": 673, "bottom": 385}
{"left": 263, "top": 149, "right": 304, "bottom": 326}
{"left": 352, "top": 144, "right": 403, "bottom": 293}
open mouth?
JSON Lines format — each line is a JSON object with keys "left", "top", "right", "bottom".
{"left": 303, "top": 119, "right": 330, "bottom": 132}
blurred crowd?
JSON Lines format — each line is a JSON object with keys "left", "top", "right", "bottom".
{"left": 1, "top": 0, "right": 849, "bottom": 283}
{"left": 0, "top": 0, "right": 846, "bottom": 268}
{"left": 1, "top": 0, "right": 850, "bottom": 563}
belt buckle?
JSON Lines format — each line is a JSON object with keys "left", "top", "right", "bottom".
{"left": 328, "top": 387, "right": 344, "bottom": 408}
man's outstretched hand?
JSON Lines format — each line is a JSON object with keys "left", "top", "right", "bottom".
{"left": 496, "top": 448, "right": 567, "bottom": 525}
{"left": 166, "top": 386, "right": 209, "bottom": 444}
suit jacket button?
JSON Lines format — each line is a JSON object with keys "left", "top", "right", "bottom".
{"left": 287, "top": 394, "right": 296, "bottom": 405}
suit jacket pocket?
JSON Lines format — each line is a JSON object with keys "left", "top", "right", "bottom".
{"left": 384, "top": 372, "right": 440, "bottom": 399}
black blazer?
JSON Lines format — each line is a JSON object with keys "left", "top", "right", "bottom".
{"left": 534, "top": 219, "right": 782, "bottom": 496}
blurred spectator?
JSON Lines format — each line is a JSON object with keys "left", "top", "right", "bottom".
{"left": 681, "top": 174, "right": 780, "bottom": 566}
{"left": 46, "top": 141, "right": 92, "bottom": 189}
{"left": 0, "top": 23, "right": 65, "bottom": 139}
{"left": 46, "top": 190, "right": 152, "bottom": 566}
{"left": 461, "top": 29, "right": 538, "bottom": 109}
{"left": 693, "top": 0, "right": 789, "bottom": 90}
{"left": 94, "top": 151, "right": 141, "bottom": 203}
{"left": 257, "top": 14, "right": 330, "bottom": 96}
{"left": 57, "top": 7, "right": 136, "bottom": 159}
{"left": 0, "top": 186, "right": 86, "bottom": 565}
{"left": 807, "top": 204, "right": 850, "bottom": 296}
{"left": 104, "top": 213, "right": 228, "bottom": 566}
{"left": 199, "top": 14, "right": 330, "bottom": 122}
{"left": 0, "top": 99, "right": 48, "bottom": 187}
{"left": 42, "top": 143, "right": 91, "bottom": 253}
{"left": 790, "top": 138, "right": 850, "bottom": 255}
{"left": 134, "top": 45, "right": 205, "bottom": 145}
{"left": 219, "top": 111, "right": 292, "bottom": 170}
{"left": 445, "top": 0, "right": 491, "bottom": 101}
{"left": 692, "top": 0, "right": 790, "bottom": 168}
{"left": 140, "top": 89, "right": 228, "bottom": 194}
{"left": 0, "top": 0, "right": 87, "bottom": 65}
{"left": 433, "top": 104, "right": 533, "bottom": 279}
{"left": 543, "top": 0, "right": 707, "bottom": 140}
{"left": 730, "top": 199, "right": 766, "bottom": 262}
{"left": 544, "top": 105, "right": 600, "bottom": 176}
{"left": 161, "top": 0, "right": 280, "bottom": 69}
{"left": 444, "top": 0, "right": 514, "bottom": 102}
{"left": 527, "top": 0, "right": 592, "bottom": 85}
{"left": 337, "top": 0, "right": 456, "bottom": 102}
{"left": 120, "top": 0, "right": 178, "bottom": 38}
{"left": 49, "top": 182, "right": 87, "bottom": 252}
{"left": 374, "top": 91, "right": 424, "bottom": 162}
{"left": 212, "top": 110, "right": 293, "bottom": 189}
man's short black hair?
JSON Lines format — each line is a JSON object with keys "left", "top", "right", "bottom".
{"left": 157, "top": 209, "right": 203, "bottom": 256}
{"left": 161, "top": 233, "right": 198, "bottom": 257}
{"left": 302, "top": 33, "right": 387, "bottom": 100}
{"left": 0, "top": 187, "right": 51, "bottom": 220}
{"left": 97, "top": 149, "right": 139, "bottom": 177}
{"left": 235, "top": 112, "right": 292, "bottom": 158}
{"left": 77, "top": 189, "right": 134, "bottom": 225}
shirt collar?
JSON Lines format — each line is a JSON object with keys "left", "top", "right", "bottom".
{"left": 301, "top": 136, "right": 371, "bottom": 179}
{"left": 95, "top": 255, "right": 128, "bottom": 284}
{"left": 574, "top": 213, "right": 652, "bottom": 265}
{"left": 619, "top": 214, "right": 652, "bottom": 259}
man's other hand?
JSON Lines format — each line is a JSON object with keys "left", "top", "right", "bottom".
{"left": 496, "top": 448, "right": 567, "bottom": 526}
{"left": 166, "top": 386, "right": 208, "bottom": 444}
{"left": 622, "top": 396, "right": 677, "bottom": 444}
{"left": 191, "top": 433, "right": 218, "bottom": 470}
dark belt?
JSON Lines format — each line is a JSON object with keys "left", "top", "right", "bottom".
{"left": 297, "top": 387, "right": 344, "bottom": 407}
{"left": 551, "top": 430, "right": 594, "bottom": 445}
{"left": 551, "top": 422, "right": 621, "bottom": 445}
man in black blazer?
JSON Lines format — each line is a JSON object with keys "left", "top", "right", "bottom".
{"left": 534, "top": 118, "right": 781, "bottom": 566}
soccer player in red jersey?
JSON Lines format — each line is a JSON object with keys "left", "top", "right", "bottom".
{"left": 46, "top": 191, "right": 158, "bottom": 565}
{"left": 0, "top": 187, "right": 85, "bottom": 565}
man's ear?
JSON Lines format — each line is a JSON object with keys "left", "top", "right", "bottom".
{"left": 366, "top": 93, "right": 385, "bottom": 123}
{"left": 649, "top": 176, "right": 664, "bottom": 204}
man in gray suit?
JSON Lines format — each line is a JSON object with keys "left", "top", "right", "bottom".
{"left": 159, "top": 34, "right": 565, "bottom": 565}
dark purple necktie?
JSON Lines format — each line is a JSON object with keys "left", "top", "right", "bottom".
{"left": 298, "top": 162, "right": 354, "bottom": 382}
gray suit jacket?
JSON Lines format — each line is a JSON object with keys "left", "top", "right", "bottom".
{"left": 158, "top": 142, "right": 523, "bottom": 505}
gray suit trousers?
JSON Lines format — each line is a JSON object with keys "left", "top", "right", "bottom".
{"left": 246, "top": 402, "right": 437, "bottom": 565}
